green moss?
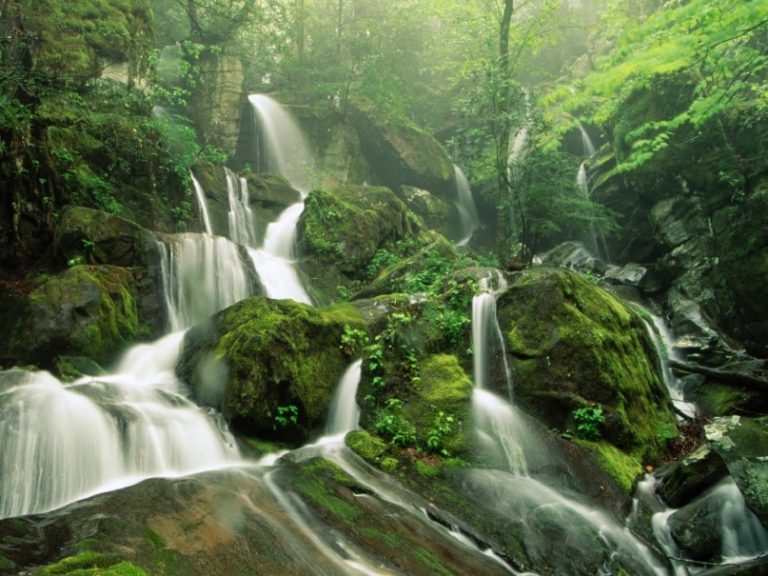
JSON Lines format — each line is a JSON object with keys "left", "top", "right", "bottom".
{"left": 292, "top": 459, "right": 361, "bottom": 525}
{"left": 346, "top": 429, "right": 389, "bottom": 464}
{"left": 381, "top": 457, "right": 400, "bottom": 473}
{"left": 576, "top": 440, "right": 644, "bottom": 494}
{"left": 34, "top": 552, "right": 146, "bottom": 576}
{"left": 696, "top": 383, "right": 753, "bottom": 416}
{"left": 0, "top": 554, "right": 14, "bottom": 570}
{"left": 413, "top": 459, "right": 441, "bottom": 478}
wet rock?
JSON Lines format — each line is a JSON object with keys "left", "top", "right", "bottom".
{"left": 603, "top": 262, "right": 648, "bottom": 287}
{"left": 400, "top": 185, "right": 457, "bottom": 238}
{"left": 540, "top": 241, "right": 607, "bottom": 275}
{"left": 0, "top": 265, "right": 156, "bottom": 367}
{"left": 668, "top": 483, "right": 727, "bottom": 560}
{"left": 706, "top": 416, "right": 768, "bottom": 526}
{"left": 657, "top": 445, "right": 728, "bottom": 507}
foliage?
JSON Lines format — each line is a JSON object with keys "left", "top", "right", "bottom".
{"left": 425, "top": 411, "right": 456, "bottom": 456}
{"left": 544, "top": 0, "right": 768, "bottom": 177}
{"left": 572, "top": 405, "right": 605, "bottom": 441}
{"left": 339, "top": 324, "right": 369, "bottom": 357}
{"left": 273, "top": 404, "right": 299, "bottom": 429}
{"left": 374, "top": 397, "right": 417, "bottom": 447}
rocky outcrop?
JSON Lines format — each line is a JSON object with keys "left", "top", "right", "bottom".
{"left": 178, "top": 297, "right": 365, "bottom": 441}
{"left": 497, "top": 268, "right": 677, "bottom": 475}
{"left": 348, "top": 100, "right": 454, "bottom": 197}
{"left": 189, "top": 48, "right": 245, "bottom": 159}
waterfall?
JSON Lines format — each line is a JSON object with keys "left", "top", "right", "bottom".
{"left": 248, "top": 94, "right": 315, "bottom": 195}
{"left": 191, "top": 171, "right": 214, "bottom": 234}
{"left": 157, "top": 233, "right": 252, "bottom": 332}
{"left": 225, "top": 167, "right": 258, "bottom": 247}
{"left": 575, "top": 161, "right": 602, "bottom": 258}
{"left": 246, "top": 93, "right": 314, "bottom": 305}
{"left": 578, "top": 123, "right": 596, "bottom": 157}
{"left": 453, "top": 164, "right": 479, "bottom": 247}
{"left": 640, "top": 313, "right": 697, "bottom": 419}
{"left": 325, "top": 359, "right": 362, "bottom": 436}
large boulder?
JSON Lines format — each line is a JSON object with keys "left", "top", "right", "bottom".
{"left": 0, "top": 265, "right": 155, "bottom": 367}
{"left": 348, "top": 101, "right": 454, "bottom": 197}
{"left": 178, "top": 297, "right": 365, "bottom": 441}
{"left": 497, "top": 268, "right": 677, "bottom": 465}
{"left": 657, "top": 444, "right": 728, "bottom": 508}
{"left": 296, "top": 185, "right": 421, "bottom": 303}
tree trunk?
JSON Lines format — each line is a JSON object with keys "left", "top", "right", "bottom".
{"left": 495, "top": 0, "right": 514, "bottom": 264}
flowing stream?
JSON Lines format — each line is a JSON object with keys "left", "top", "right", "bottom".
{"left": 454, "top": 164, "right": 479, "bottom": 246}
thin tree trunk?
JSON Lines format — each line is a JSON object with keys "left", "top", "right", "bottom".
{"left": 496, "top": 0, "right": 514, "bottom": 263}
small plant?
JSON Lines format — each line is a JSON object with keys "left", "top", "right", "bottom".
{"left": 572, "top": 405, "right": 605, "bottom": 440}
{"left": 81, "top": 238, "right": 95, "bottom": 251}
{"left": 339, "top": 324, "right": 368, "bottom": 356}
{"left": 374, "top": 397, "right": 416, "bottom": 446}
{"left": 273, "top": 405, "right": 299, "bottom": 429}
{"left": 426, "top": 410, "right": 456, "bottom": 456}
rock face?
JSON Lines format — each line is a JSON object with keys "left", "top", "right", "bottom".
{"left": 497, "top": 268, "right": 677, "bottom": 463}
{"left": 348, "top": 101, "right": 455, "bottom": 197}
{"left": 0, "top": 265, "right": 155, "bottom": 367}
{"left": 190, "top": 49, "right": 245, "bottom": 159}
{"left": 296, "top": 185, "right": 421, "bottom": 303}
{"left": 178, "top": 297, "right": 364, "bottom": 441}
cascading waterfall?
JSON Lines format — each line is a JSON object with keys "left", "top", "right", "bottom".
{"left": 453, "top": 164, "right": 479, "bottom": 246}
{"left": 468, "top": 271, "right": 670, "bottom": 575}
{"left": 578, "top": 123, "right": 596, "bottom": 157}
{"left": 225, "top": 166, "right": 258, "bottom": 247}
{"left": 576, "top": 161, "right": 601, "bottom": 257}
{"left": 246, "top": 94, "right": 313, "bottom": 304}
{"left": 325, "top": 359, "right": 362, "bottom": 436}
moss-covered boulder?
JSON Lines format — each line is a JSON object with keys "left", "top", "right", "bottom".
{"left": 0, "top": 265, "right": 151, "bottom": 367}
{"left": 296, "top": 185, "right": 421, "bottom": 302}
{"left": 54, "top": 207, "right": 158, "bottom": 268}
{"left": 348, "top": 100, "right": 454, "bottom": 198}
{"left": 400, "top": 186, "right": 457, "bottom": 238}
{"left": 178, "top": 297, "right": 365, "bottom": 441}
{"left": 497, "top": 268, "right": 677, "bottom": 469}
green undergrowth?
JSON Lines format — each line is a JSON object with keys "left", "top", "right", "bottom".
{"left": 34, "top": 552, "right": 146, "bottom": 576}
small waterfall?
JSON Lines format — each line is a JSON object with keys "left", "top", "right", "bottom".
{"left": 157, "top": 234, "right": 252, "bottom": 332}
{"left": 508, "top": 126, "right": 529, "bottom": 185}
{"left": 225, "top": 167, "right": 258, "bottom": 247}
{"left": 246, "top": 94, "right": 314, "bottom": 304}
{"left": 453, "top": 164, "right": 479, "bottom": 247}
{"left": 575, "top": 161, "right": 602, "bottom": 258}
{"left": 471, "top": 273, "right": 512, "bottom": 396}
{"left": 325, "top": 359, "right": 362, "bottom": 436}
{"left": 578, "top": 123, "right": 596, "bottom": 157}
{"left": 248, "top": 94, "right": 315, "bottom": 194}
{"left": 191, "top": 172, "right": 213, "bottom": 234}
{"left": 640, "top": 313, "right": 697, "bottom": 419}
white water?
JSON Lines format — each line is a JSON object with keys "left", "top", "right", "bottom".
{"left": 225, "top": 167, "right": 258, "bottom": 246}
{"left": 325, "top": 359, "right": 362, "bottom": 436}
{"left": 157, "top": 233, "right": 252, "bottom": 332}
{"left": 578, "top": 123, "right": 596, "bottom": 157}
{"left": 641, "top": 314, "right": 697, "bottom": 419}
{"left": 248, "top": 94, "right": 315, "bottom": 194}
{"left": 454, "top": 164, "right": 479, "bottom": 246}
{"left": 191, "top": 171, "right": 214, "bottom": 234}
{"left": 246, "top": 94, "right": 314, "bottom": 304}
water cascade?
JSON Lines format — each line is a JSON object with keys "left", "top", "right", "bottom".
{"left": 325, "top": 359, "right": 362, "bottom": 436}
{"left": 578, "top": 123, "right": 596, "bottom": 157}
{"left": 467, "top": 272, "right": 670, "bottom": 575}
{"left": 454, "top": 164, "right": 480, "bottom": 246}
{"left": 225, "top": 167, "right": 258, "bottom": 247}
{"left": 246, "top": 94, "right": 314, "bottom": 304}
{"left": 576, "top": 161, "right": 601, "bottom": 257}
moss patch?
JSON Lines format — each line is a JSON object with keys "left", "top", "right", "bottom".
{"left": 575, "top": 440, "right": 644, "bottom": 494}
{"left": 34, "top": 552, "right": 146, "bottom": 576}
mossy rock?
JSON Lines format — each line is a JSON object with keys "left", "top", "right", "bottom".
{"left": 401, "top": 354, "right": 474, "bottom": 456}
{"left": 54, "top": 207, "right": 158, "bottom": 269}
{"left": 296, "top": 185, "right": 421, "bottom": 302}
{"left": 1, "top": 265, "right": 148, "bottom": 367}
{"left": 399, "top": 186, "right": 458, "bottom": 238}
{"left": 178, "top": 296, "right": 365, "bottom": 442}
{"left": 348, "top": 100, "right": 454, "bottom": 198}
{"left": 33, "top": 552, "right": 147, "bottom": 576}
{"left": 497, "top": 268, "right": 677, "bottom": 466}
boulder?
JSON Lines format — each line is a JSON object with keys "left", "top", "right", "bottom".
{"left": 54, "top": 206, "right": 158, "bottom": 268}
{"left": 540, "top": 241, "right": 607, "bottom": 276}
{"left": 657, "top": 444, "right": 728, "bottom": 507}
{"left": 348, "top": 100, "right": 454, "bottom": 197}
{"left": 667, "top": 482, "right": 729, "bottom": 561}
{"left": 0, "top": 265, "right": 155, "bottom": 367}
{"left": 400, "top": 185, "right": 457, "bottom": 238}
{"left": 178, "top": 297, "right": 365, "bottom": 442}
{"left": 296, "top": 185, "right": 421, "bottom": 303}
{"left": 497, "top": 268, "right": 677, "bottom": 466}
